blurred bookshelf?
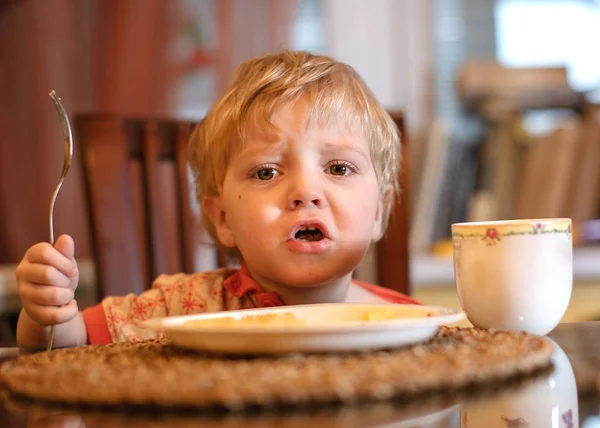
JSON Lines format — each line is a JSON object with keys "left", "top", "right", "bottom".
{"left": 410, "top": 62, "right": 600, "bottom": 277}
{"left": 412, "top": 1, "right": 600, "bottom": 288}
{"left": 410, "top": 76, "right": 600, "bottom": 287}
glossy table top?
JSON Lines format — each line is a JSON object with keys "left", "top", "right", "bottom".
{"left": 1, "top": 322, "right": 600, "bottom": 427}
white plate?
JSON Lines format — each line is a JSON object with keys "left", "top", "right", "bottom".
{"left": 141, "top": 303, "right": 466, "bottom": 355}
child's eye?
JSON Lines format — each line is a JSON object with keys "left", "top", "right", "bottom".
{"left": 329, "top": 164, "right": 347, "bottom": 175}
{"left": 326, "top": 162, "right": 354, "bottom": 176}
{"left": 255, "top": 168, "right": 278, "bottom": 180}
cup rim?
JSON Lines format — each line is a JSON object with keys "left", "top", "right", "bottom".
{"left": 452, "top": 218, "right": 571, "bottom": 228}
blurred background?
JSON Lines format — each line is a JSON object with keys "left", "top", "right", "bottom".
{"left": 1, "top": 0, "right": 600, "bottom": 340}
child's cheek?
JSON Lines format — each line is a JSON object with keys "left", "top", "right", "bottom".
{"left": 262, "top": 204, "right": 281, "bottom": 224}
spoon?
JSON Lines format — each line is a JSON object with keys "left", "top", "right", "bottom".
{"left": 46, "top": 90, "right": 74, "bottom": 352}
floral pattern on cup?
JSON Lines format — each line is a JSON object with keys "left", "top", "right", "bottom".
{"left": 452, "top": 219, "right": 572, "bottom": 245}
{"left": 483, "top": 228, "right": 501, "bottom": 246}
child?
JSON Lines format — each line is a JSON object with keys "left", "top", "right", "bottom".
{"left": 15, "top": 50, "right": 419, "bottom": 349}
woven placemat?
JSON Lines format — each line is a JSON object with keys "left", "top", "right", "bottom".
{"left": 0, "top": 327, "right": 553, "bottom": 410}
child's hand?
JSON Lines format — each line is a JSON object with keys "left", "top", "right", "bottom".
{"left": 16, "top": 234, "right": 80, "bottom": 326}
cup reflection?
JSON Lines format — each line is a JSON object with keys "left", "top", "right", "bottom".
{"left": 460, "top": 338, "right": 577, "bottom": 428}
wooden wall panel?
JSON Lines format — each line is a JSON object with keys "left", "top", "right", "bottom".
{"left": 0, "top": 0, "right": 177, "bottom": 264}
{"left": 0, "top": 0, "right": 88, "bottom": 263}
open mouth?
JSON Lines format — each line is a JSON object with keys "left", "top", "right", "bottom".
{"left": 294, "top": 225, "right": 324, "bottom": 242}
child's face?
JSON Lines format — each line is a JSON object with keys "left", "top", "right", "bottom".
{"left": 205, "top": 98, "right": 384, "bottom": 289}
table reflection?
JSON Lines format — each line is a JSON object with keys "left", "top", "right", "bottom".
{"left": 3, "top": 396, "right": 463, "bottom": 428}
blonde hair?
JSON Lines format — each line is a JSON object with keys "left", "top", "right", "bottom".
{"left": 189, "top": 50, "right": 401, "bottom": 245}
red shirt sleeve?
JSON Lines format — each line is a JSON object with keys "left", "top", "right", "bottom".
{"left": 353, "top": 280, "right": 422, "bottom": 305}
{"left": 82, "top": 303, "right": 113, "bottom": 345}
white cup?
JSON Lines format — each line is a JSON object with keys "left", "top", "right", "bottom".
{"left": 452, "top": 218, "right": 573, "bottom": 335}
{"left": 460, "top": 339, "right": 578, "bottom": 427}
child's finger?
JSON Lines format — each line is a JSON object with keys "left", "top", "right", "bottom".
{"left": 20, "top": 283, "right": 75, "bottom": 307}
{"left": 18, "top": 264, "right": 73, "bottom": 288}
{"left": 25, "top": 243, "right": 77, "bottom": 278}
{"left": 54, "top": 234, "right": 76, "bottom": 261}
{"left": 23, "top": 300, "right": 79, "bottom": 326}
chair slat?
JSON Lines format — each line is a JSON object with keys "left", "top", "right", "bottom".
{"left": 143, "top": 121, "right": 182, "bottom": 277}
{"left": 176, "top": 123, "right": 196, "bottom": 273}
{"left": 79, "top": 116, "right": 150, "bottom": 298}
{"left": 377, "top": 112, "right": 411, "bottom": 295}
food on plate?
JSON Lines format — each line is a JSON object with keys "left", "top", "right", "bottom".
{"left": 182, "top": 307, "right": 435, "bottom": 328}
{"left": 183, "top": 312, "right": 304, "bottom": 328}
{"left": 359, "top": 308, "right": 433, "bottom": 321}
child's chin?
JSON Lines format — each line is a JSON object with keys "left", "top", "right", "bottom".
{"left": 272, "top": 265, "right": 353, "bottom": 287}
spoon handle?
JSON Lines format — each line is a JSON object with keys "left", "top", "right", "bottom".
{"left": 46, "top": 90, "right": 73, "bottom": 352}
{"left": 47, "top": 325, "right": 56, "bottom": 352}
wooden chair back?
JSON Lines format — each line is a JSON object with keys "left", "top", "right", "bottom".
{"left": 77, "top": 113, "right": 410, "bottom": 301}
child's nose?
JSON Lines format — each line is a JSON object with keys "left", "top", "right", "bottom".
{"left": 288, "top": 174, "right": 324, "bottom": 209}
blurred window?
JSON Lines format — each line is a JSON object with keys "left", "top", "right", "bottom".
{"left": 496, "top": 0, "right": 600, "bottom": 98}
{"left": 291, "top": 0, "right": 326, "bottom": 52}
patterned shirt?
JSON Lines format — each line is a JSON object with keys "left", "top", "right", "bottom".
{"left": 82, "top": 264, "right": 420, "bottom": 344}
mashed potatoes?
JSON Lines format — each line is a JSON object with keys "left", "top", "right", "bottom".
{"left": 359, "top": 309, "right": 432, "bottom": 321}
{"left": 358, "top": 309, "right": 403, "bottom": 321}
{"left": 184, "top": 312, "right": 304, "bottom": 328}
{"left": 183, "top": 308, "right": 430, "bottom": 329}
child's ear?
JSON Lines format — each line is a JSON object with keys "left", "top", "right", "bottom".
{"left": 372, "top": 187, "right": 393, "bottom": 241}
{"left": 201, "top": 196, "right": 237, "bottom": 248}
